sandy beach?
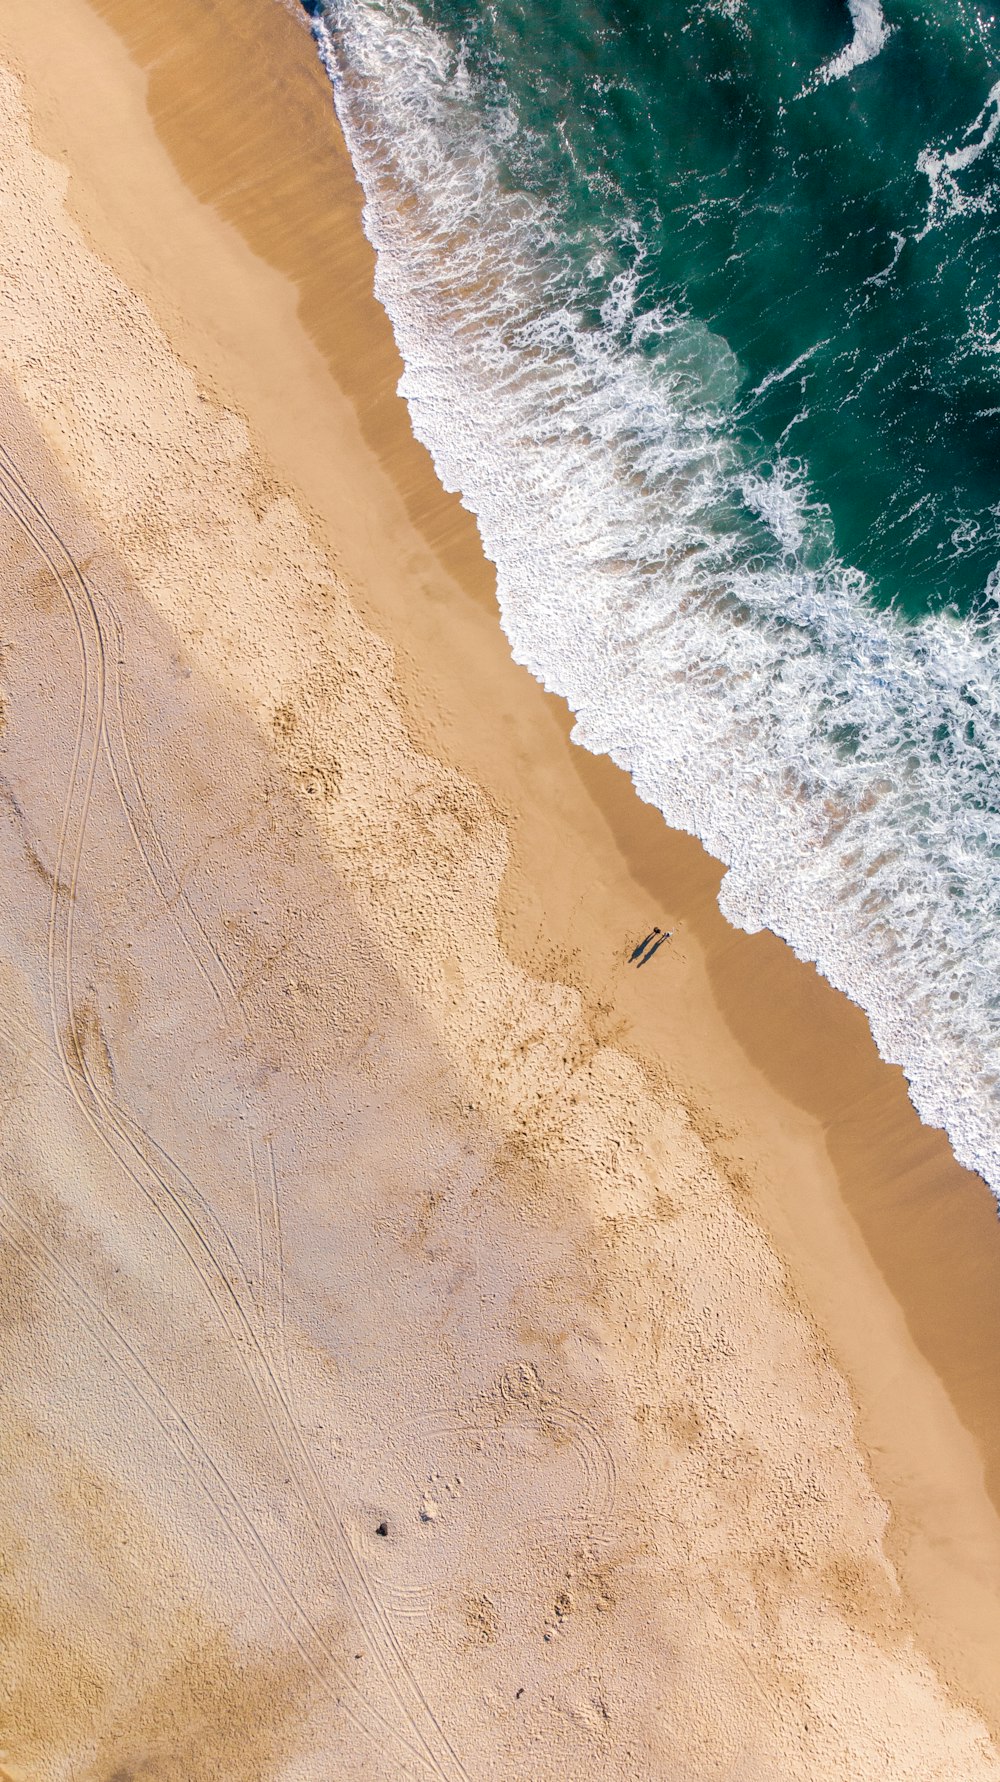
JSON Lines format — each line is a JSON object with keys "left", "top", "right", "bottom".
{"left": 0, "top": 0, "right": 999, "bottom": 1775}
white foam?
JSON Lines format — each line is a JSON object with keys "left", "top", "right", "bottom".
{"left": 749, "top": 341, "right": 828, "bottom": 402}
{"left": 798, "top": 0, "right": 891, "bottom": 98}
{"left": 827, "top": 0, "right": 891, "bottom": 78}
{"left": 314, "top": 0, "right": 1000, "bottom": 1196}
{"left": 917, "top": 79, "right": 1000, "bottom": 236}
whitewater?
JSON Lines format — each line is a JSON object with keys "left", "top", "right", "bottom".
{"left": 311, "top": 0, "right": 1000, "bottom": 1198}
{"left": 806, "top": 0, "right": 891, "bottom": 90}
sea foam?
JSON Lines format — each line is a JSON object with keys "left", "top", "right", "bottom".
{"left": 820, "top": 0, "right": 891, "bottom": 82}
{"left": 917, "top": 78, "right": 1000, "bottom": 236}
{"left": 314, "top": 0, "right": 1000, "bottom": 1197}
{"left": 797, "top": 0, "right": 891, "bottom": 97}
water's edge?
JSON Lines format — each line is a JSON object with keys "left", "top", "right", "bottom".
{"left": 306, "top": 0, "right": 1000, "bottom": 1202}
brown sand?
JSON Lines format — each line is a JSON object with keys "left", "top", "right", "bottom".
{"left": 0, "top": 0, "right": 999, "bottom": 1775}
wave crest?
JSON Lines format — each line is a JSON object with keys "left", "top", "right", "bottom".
{"left": 800, "top": 0, "right": 891, "bottom": 95}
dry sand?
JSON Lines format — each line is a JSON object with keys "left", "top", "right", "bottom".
{"left": 0, "top": 0, "right": 999, "bottom": 1776}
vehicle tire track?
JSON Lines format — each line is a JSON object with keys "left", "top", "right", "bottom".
{"left": 0, "top": 455, "right": 255, "bottom": 1305}
{"left": 413, "top": 1363, "right": 619, "bottom": 1536}
{"left": 2, "top": 454, "right": 461, "bottom": 1778}
{"left": 104, "top": 598, "right": 239, "bottom": 1011}
{"left": 0, "top": 1185, "right": 435, "bottom": 1770}
{"left": 0, "top": 444, "right": 471, "bottom": 1782}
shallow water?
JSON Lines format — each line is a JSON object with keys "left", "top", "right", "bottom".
{"left": 308, "top": 0, "right": 1000, "bottom": 1196}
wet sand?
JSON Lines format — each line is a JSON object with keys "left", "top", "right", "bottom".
{"left": 1, "top": 0, "right": 1000, "bottom": 1775}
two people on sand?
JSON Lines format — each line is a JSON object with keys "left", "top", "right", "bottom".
{"left": 629, "top": 925, "right": 671, "bottom": 967}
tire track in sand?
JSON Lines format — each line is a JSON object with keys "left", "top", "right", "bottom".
{"left": 0, "top": 442, "right": 470, "bottom": 1782}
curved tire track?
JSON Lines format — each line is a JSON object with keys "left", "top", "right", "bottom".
{"left": 0, "top": 443, "right": 470, "bottom": 1782}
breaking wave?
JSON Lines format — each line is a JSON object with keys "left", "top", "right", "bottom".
{"left": 311, "top": 0, "right": 1000, "bottom": 1195}
{"left": 807, "top": 0, "right": 891, "bottom": 90}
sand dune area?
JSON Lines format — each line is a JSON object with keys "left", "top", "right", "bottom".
{"left": 0, "top": 1, "right": 999, "bottom": 1776}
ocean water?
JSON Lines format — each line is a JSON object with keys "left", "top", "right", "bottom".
{"left": 306, "top": 0, "right": 1000, "bottom": 1196}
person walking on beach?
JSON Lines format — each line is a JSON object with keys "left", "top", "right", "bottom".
{"left": 637, "top": 930, "right": 671, "bottom": 967}
{"left": 629, "top": 925, "right": 673, "bottom": 965}
{"left": 629, "top": 926, "right": 661, "bottom": 962}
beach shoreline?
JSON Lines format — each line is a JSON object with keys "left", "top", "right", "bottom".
{"left": 1, "top": 0, "right": 1000, "bottom": 1772}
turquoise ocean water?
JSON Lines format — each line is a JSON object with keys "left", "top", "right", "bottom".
{"left": 306, "top": 0, "right": 1000, "bottom": 1194}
